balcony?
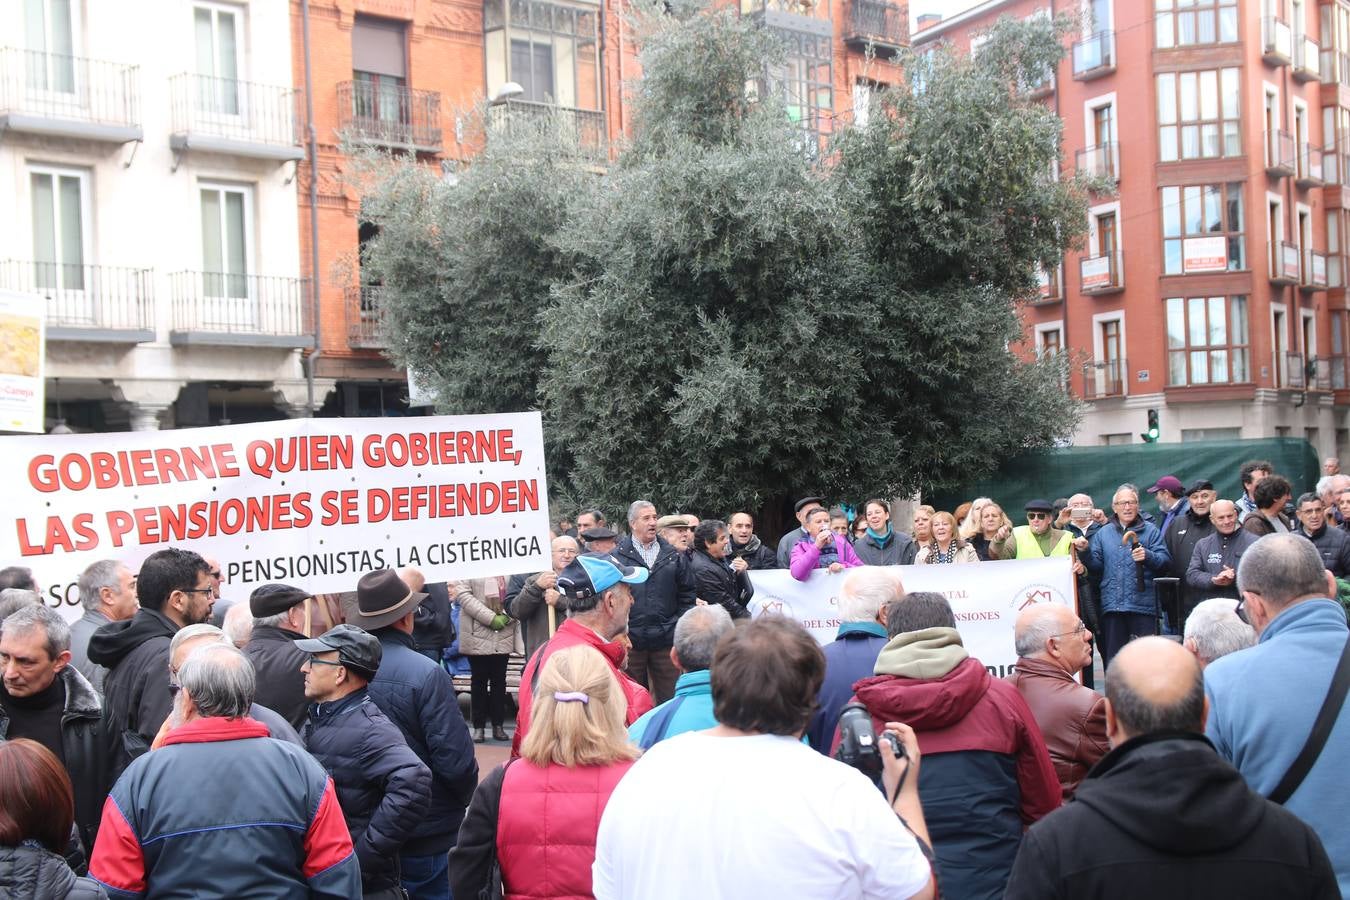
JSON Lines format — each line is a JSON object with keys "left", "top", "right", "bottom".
{"left": 1293, "top": 37, "right": 1321, "bottom": 81}
{"left": 1262, "top": 17, "right": 1292, "bottom": 65}
{"left": 1079, "top": 251, "right": 1124, "bottom": 294}
{"left": 1312, "top": 356, "right": 1334, "bottom": 391}
{"left": 1072, "top": 31, "right": 1115, "bottom": 80}
{"left": 1296, "top": 143, "right": 1324, "bottom": 187}
{"left": 1327, "top": 355, "right": 1348, "bottom": 390}
{"left": 1324, "top": 146, "right": 1349, "bottom": 184}
{"left": 1269, "top": 240, "right": 1301, "bottom": 284}
{"left": 1075, "top": 142, "right": 1119, "bottom": 185}
{"left": 337, "top": 80, "right": 441, "bottom": 154}
{"left": 740, "top": 0, "right": 833, "bottom": 36}
{"left": 1285, "top": 351, "right": 1306, "bottom": 390}
{"left": 0, "top": 47, "right": 140, "bottom": 143}
{"left": 1302, "top": 249, "right": 1329, "bottom": 290}
{"left": 488, "top": 100, "right": 606, "bottom": 159}
{"left": 1082, "top": 357, "right": 1127, "bottom": 400}
{"left": 1020, "top": 69, "right": 1054, "bottom": 100}
{"left": 841, "top": 0, "right": 908, "bottom": 58}
{"left": 0, "top": 260, "right": 154, "bottom": 342}
{"left": 168, "top": 271, "right": 312, "bottom": 348}
{"left": 1329, "top": 252, "right": 1344, "bottom": 288}
{"left": 1265, "top": 130, "right": 1296, "bottom": 176}
{"left": 1031, "top": 264, "right": 1061, "bottom": 304}
{"left": 345, "top": 284, "right": 385, "bottom": 349}
{"left": 1322, "top": 49, "right": 1350, "bottom": 88}
{"left": 169, "top": 74, "right": 303, "bottom": 162}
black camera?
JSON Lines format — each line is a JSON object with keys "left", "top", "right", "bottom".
{"left": 836, "top": 702, "right": 903, "bottom": 779}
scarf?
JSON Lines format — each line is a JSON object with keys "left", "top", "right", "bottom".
{"left": 873, "top": 627, "right": 969, "bottom": 679}
{"left": 865, "top": 524, "right": 894, "bottom": 546}
{"left": 926, "top": 539, "right": 957, "bottom": 564}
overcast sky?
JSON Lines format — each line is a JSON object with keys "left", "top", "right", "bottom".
{"left": 909, "top": 0, "right": 986, "bottom": 29}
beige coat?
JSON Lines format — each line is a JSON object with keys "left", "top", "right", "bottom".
{"left": 454, "top": 578, "right": 522, "bottom": 657}
{"left": 914, "top": 543, "right": 981, "bottom": 565}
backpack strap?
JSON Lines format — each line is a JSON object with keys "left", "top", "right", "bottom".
{"left": 526, "top": 639, "right": 551, "bottom": 697}
{"left": 1268, "top": 632, "right": 1350, "bottom": 805}
{"left": 637, "top": 695, "right": 688, "bottom": 750}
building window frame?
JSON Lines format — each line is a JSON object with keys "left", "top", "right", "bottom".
{"left": 1154, "top": 0, "right": 1238, "bottom": 49}
{"left": 1161, "top": 182, "right": 1246, "bottom": 275}
{"left": 1091, "top": 309, "right": 1127, "bottom": 397}
{"left": 1157, "top": 67, "right": 1241, "bottom": 162}
{"left": 484, "top": 0, "right": 603, "bottom": 112}
{"left": 1165, "top": 294, "right": 1250, "bottom": 386}
{"left": 27, "top": 162, "right": 92, "bottom": 291}
{"left": 199, "top": 180, "right": 254, "bottom": 299}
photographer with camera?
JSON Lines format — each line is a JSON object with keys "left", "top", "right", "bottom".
{"left": 594, "top": 617, "right": 935, "bottom": 900}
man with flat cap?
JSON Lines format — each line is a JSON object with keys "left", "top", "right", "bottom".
{"left": 1165, "top": 479, "right": 1217, "bottom": 624}
{"left": 991, "top": 499, "right": 1074, "bottom": 561}
{"left": 243, "top": 582, "right": 319, "bottom": 729}
{"left": 581, "top": 525, "right": 619, "bottom": 555}
{"left": 297, "top": 624, "right": 432, "bottom": 900}
{"left": 514, "top": 552, "right": 654, "bottom": 754}
{"left": 777, "top": 496, "right": 826, "bottom": 568}
{"left": 346, "top": 569, "right": 478, "bottom": 900}
{"left": 658, "top": 514, "right": 695, "bottom": 554}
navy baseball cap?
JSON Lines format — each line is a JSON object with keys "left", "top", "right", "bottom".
{"left": 557, "top": 552, "right": 649, "bottom": 600}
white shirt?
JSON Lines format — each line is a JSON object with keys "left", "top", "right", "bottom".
{"left": 593, "top": 731, "right": 931, "bottom": 900}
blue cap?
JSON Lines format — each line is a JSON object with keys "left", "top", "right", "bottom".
{"left": 558, "top": 552, "right": 649, "bottom": 600}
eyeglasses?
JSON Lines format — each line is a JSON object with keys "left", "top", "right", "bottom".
{"left": 305, "top": 656, "right": 345, "bottom": 668}
{"left": 181, "top": 588, "right": 214, "bottom": 596}
{"left": 1027, "top": 512, "right": 1051, "bottom": 521}
{"left": 1051, "top": 621, "right": 1087, "bottom": 639}
{"left": 1235, "top": 595, "right": 1250, "bottom": 625}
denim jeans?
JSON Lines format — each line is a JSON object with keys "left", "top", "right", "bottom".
{"left": 400, "top": 852, "right": 451, "bottom": 900}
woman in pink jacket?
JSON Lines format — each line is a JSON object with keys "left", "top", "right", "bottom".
{"left": 790, "top": 507, "right": 864, "bottom": 580}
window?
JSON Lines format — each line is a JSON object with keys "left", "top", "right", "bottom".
{"left": 1097, "top": 317, "right": 1124, "bottom": 395}
{"left": 484, "top": 0, "right": 602, "bottom": 111}
{"left": 23, "top": 0, "right": 77, "bottom": 92}
{"left": 1166, "top": 295, "right": 1250, "bottom": 385}
{"left": 200, "top": 183, "right": 251, "bottom": 299}
{"left": 1157, "top": 68, "right": 1240, "bottom": 161}
{"left": 194, "top": 3, "right": 242, "bottom": 115}
{"left": 1162, "top": 183, "right": 1245, "bottom": 274}
{"left": 29, "top": 165, "right": 89, "bottom": 291}
{"left": 767, "top": 28, "right": 835, "bottom": 151}
{"left": 852, "top": 79, "right": 884, "bottom": 129}
{"left": 352, "top": 16, "right": 408, "bottom": 125}
{"left": 1182, "top": 427, "right": 1241, "bottom": 441}
{"left": 1155, "top": 0, "right": 1238, "bottom": 48}
{"left": 1036, "top": 326, "right": 1063, "bottom": 358}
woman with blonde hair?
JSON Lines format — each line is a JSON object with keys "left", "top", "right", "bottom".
{"left": 958, "top": 497, "right": 993, "bottom": 541}
{"left": 911, "top": 505, "right": 935, "bottom": 545}
{"left": 450, "top": 645, "right": 640, "bottom": 899}
{"left": 970, "top": 502, "right": 1014, "bottom": 561}
{"left": 915, "top": 511, "right": 980, "bottom": 564}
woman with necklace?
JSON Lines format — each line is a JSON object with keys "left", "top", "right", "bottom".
{"left": 915, "top": 511, "right": 979, "bottom": 565}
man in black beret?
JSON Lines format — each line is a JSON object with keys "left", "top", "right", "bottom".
{"left": 1165, "top": 479, "right": 1217, "bottom": 627}
{"left": 581, "top": 525, "right": 619, "bottom": 554}
{"left": 241, "top": 583, "right": 318, "bottom": 729}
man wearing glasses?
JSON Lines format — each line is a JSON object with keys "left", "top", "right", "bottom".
{"left": 991, "top": 499, "right": 1074, "bottom": 561}
{"left": 1007, "top": 603, "right": 1108, "bottom": 800}
{"left": 87, "top": 546, "right": 215, "bottom": 775}
{"left": 1084, "top": 484, "right": 1171, "bottom": 668}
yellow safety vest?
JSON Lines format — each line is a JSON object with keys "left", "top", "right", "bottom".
{"left": 1013, "top": 525, "right": 1072, "bottom": 558}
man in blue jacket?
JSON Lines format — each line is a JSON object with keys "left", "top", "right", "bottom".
{"left": 806, "top": 567, "right": 898, "bottom": 752}
{"left": 1085, "top": 484, "right": 1171, "bottom": 667}
{"left": 1205, "top": 534, "right": 1350, "bottom": 897}
{"left": 345, "top": 569, "right": 478, "bottom": 900}
{"left": 629, "top": 604, "right": 734, "bottom": 748}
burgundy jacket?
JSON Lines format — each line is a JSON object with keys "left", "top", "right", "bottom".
{"left": 1006, "top": 657, "right": 1110, "bottom": 800}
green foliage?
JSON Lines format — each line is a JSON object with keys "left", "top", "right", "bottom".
{"left": 360, "top": 8, "right": 1086, "bottom": 516}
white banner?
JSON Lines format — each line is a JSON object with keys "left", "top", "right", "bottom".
{"left": 0, "top": 290, "right": 46, "bottom": 434}
{"left": 1182, "top": 235, "right": 1227, "bottom": 273}
{"left": 1, "top": 413, "right": 551, "bottom": 621}
{"left": 748, "top": 558, "right": 1076, "bottom": 678}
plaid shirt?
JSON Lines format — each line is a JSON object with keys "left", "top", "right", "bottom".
{"left": 632, "top": 536, "right": 660, "bottom": 568}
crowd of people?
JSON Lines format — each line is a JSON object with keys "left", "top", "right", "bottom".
{"left": 0, "top": 456, "right": 1348, "bottom": 898}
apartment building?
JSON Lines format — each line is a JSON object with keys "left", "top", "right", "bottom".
{"left": 1, "top": 0, "right": 309, "bottom": 431}
{"left": 916, "top": 0, "right": 1350, "bottom": 456}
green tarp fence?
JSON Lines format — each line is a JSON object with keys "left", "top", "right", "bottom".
{"left": 929, "top": 438, "right": 1321, "bottom": 516}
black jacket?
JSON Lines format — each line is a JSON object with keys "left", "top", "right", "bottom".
{"left": 0, "top": 667, "right": 109, "bottom": 856}
{"left": 1185, "top": 528, "right": 1259, "bottom": 605}
{"left": 302, "top": 688, "right": 432, "bottom": 891}
{"left": 689, "top": 548, "right": 754, "bottom": 619}
{"left": 612, "top": 536, "right": 697, "bottom": 651}
{"left": 0, "top": 844, "right": 106, "bottom": 900}
{"left": 366, "top": 628, "right": 479, "bottom": 855}
{"left": 1300, "top": 523, "right": 1350, "bottom": 578}
{"left": 413, "top": 582, "right": 456, "bottom": 657}
{"left": 1165, "top": 507, "right": 1215, "bottom": 617}
{"left": 86, "top": 608, "right": 177, "bottom": 778}
{"left": 242, "top": 625, "right": 311, "bottom": 729}
{"left": 1005, "top": 732, "right": 1340, "bottom": 900}
{"left": 729, "top": 535, "right": 778, "bottom": 570}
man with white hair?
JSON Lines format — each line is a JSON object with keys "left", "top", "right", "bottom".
{"left": 1006, "top": 603, "right": 1108, "bottom": 800}
{"left": 629, "top": 604, "right": 735, "bottom": 748}
{"left": 156, "top": 623, "right": 301, "bottom": 747}
{"left": 222, "top": 602, "right": 254, "bottom": 648}
{"left": 90, "top": 643, "right": 361, "bottom": 898}
{"left": 1318, "top": 474, "right": 1350, "bottom": 524}
{"left": 805, "top": 567, "right": 900, "bottom": 752}
{"left": 69, "top": 559, "right": 138, "bottom": 693}
{"left": 1182, "top": 598, "right": 1255, "bottom": 668}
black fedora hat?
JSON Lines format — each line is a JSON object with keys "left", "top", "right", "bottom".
{"left": 343, "top": 569, "right": 427, "bottom": 631}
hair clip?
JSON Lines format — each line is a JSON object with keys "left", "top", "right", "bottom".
{"left": 553, "top": 691, "right": 589, "bottom": 704}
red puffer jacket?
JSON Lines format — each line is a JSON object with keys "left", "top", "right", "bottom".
{"left": 497, "top": 759, "right": 635, "bottom": 900}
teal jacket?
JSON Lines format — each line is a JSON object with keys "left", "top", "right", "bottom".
{"left": 628, "top": 670, "right": 716, "bottom": 748}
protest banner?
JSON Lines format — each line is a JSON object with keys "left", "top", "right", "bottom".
{"left": 748, "top": 557, "right": 1076, "bottom": 678}
{"left": 0, "top": 413, "right": 551, "bottom": 621}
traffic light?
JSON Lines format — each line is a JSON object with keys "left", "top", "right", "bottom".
{"left": 1141, "top": 408, "right": 1160, "bottom": 443}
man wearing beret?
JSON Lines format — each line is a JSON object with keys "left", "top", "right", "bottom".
{"left": 1164, "top": 480, "right": 1217, "bottom": 625}
{"left": 243, "top": 583, "right": 323, "bottom": 729}
{"left": 991, "top": 500, "right": 1074, "bottom": 561}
